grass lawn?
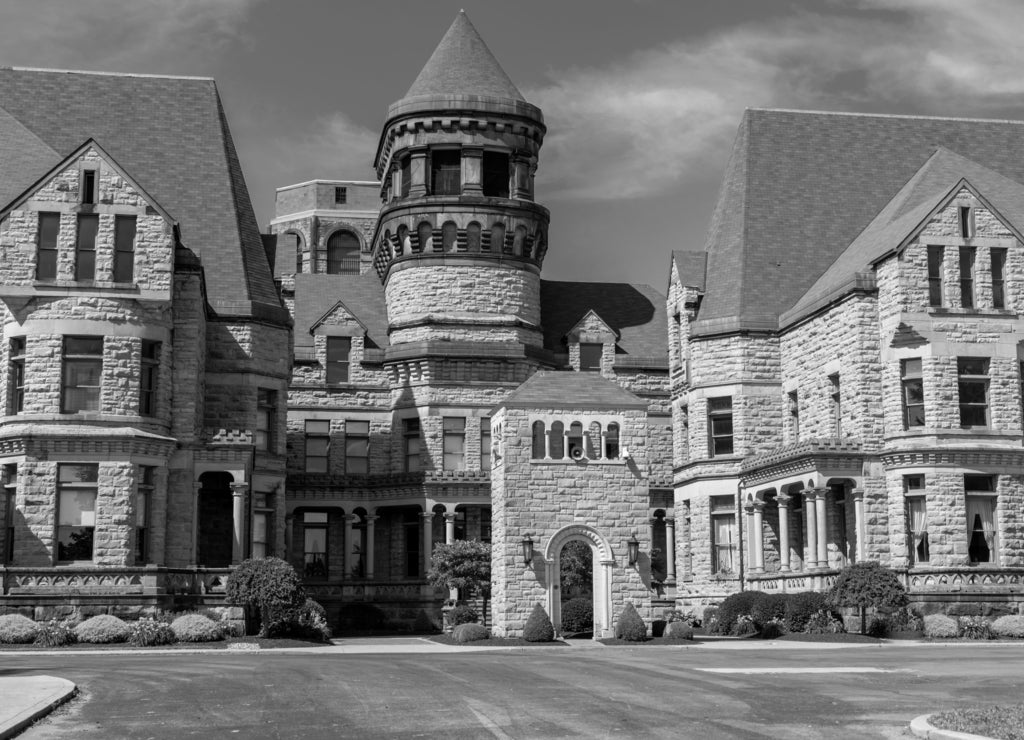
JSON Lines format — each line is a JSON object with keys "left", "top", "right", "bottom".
{"left": 931, "top": 703, "right": 1024, "bottom": 740}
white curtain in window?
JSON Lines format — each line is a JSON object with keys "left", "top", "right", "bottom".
{"left": 714, "top": 515, "right": 735, "bottom": 572}
{"left": 908, "top": 498, "right": 927, "bottom": 545}
{"left": 967, "top": 496, "right": 997, "bottom": 551}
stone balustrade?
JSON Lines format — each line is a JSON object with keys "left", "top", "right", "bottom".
{"left": 2, "top": 566, "right": 234, "bottom": 596}
{"left": 745, "top": 569, "right": 839, "bottom": 594}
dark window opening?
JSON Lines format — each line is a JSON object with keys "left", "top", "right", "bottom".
{"left": 57, "top": 463, "right": 98, "bottom": 562}
{"left": 708, "top": 397, "right": 734, "bottom": 457}
{"left": 139, "top": 340, "right": 159, "bottom": 416}
{"left": 136, "top": 466, "right": 154, "bottom": 564}
{"left": 959, "top": 206, "right": 974, "bottom": 239}
{"left": 901, "top": 358, "right": 924, "bottom": 428}
{"left": 958, "top": 357, "right": 989, "bottom": 427}
{"left": 430, "top": 150, "right": 460, "bottom": 195}
{"left": 113, "top": 215, "right": 137, "bottom": 283}
{"left": 75, "top": 214, "right": 98, "bottom": 281}
{"left": 9, "top": 337, "right": 25, "bottom": 414}
{"left": 256, "top": 388, "right": 277, "bottom": 452}
{"left": 345, "top": 420, "right": 369, "bottom": 474}
{"left": 992, "top": 248, "right": 1007, "bottom": 309}
{"left": 482, "top": 152, "right": 510, "bottom": 197}
{"left": 82, "top": 170, "right": 96, "bottom": 205}
{"left": 335, "top": 186, "right": 347, "bottom": 205}
{"left": 61, "top": 336, "right": 103, "bottom": 413}
{"left": 326, "top": 337, "right": 351, "bottom": 384}
{"left": 927, "top": 245, "right": 944, "bottom": 307}
{"left": 404, "top": 418, "right": 421, "bottom": 472}
{"left": 36, "top": 213, "right": 60, "bottom": 282}
{"left": 305, "top": 420, "right": 330, "bottom": 473}
{"left": 579, "top": 343, "right": 602, "bottom": 371}
{"left": 400, "top": 156, "right": 411, "bottom": 198}
{"left": 326, "top": 231, "right": 360, "bottom": 274}
{"left": 303, "top": 511, "right": 329, "bottom": 579}
{"left": 959, "top": 246, "right": 976, "bottom": 308}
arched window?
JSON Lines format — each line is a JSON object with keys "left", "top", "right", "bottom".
{"left": 531, "top": 421, "right": 546, "bottom": 459}
{"left": 397, "top": 225, "right": 409, "bottom": 255}
{"left": 466, "top": 222, "right": 481, "bottom": 252}
{"left": 568, "top": 422, "right": 584, "bottom": 459}
{"left": 417, "top": 222, "right": 433, "bottom": 253}
{"left": 326, "top": 230, "right": 360, "bottom": 274}
{"left": 605, "top": 423, "right": 620, "bottom": 459}
{"left": 490, "top": 223, "right": 505, "bottom": 254}
{"left": 285, "top": 231, "right": 304, "bottom": 274}
{"left": 549, "top": 421, "right": 564, "bottom": 460}
{"left": 513, "top": 225, "right": 526, "bottom": 256}
{"left": 586, "top": 422, "right": 601, "bottom": 460}
{"left": 442, "top": 221, "right": 457, "bottom": 252}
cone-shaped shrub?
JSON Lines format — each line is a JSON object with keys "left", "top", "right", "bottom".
{"left": 523, "top": 603, "right": 555, "bottom": 642}
{"left": 0, "top": 614, "right": 39, "bottom": 643}
{"left": 614, "top": 602, "right": 647, "bottom": 641}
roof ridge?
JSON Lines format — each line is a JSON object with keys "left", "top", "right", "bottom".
{"left": 746, "top": 107, "right": 1024, "bottom": 126}
{"left": 4, "top": 65, "right": 214, "bottom": 81}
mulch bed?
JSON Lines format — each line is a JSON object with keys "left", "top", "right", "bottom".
{"left": 428, "top": 634, "right": 568, "bottom": 647}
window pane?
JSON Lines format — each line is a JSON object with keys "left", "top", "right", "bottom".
{"left": 59, "top": 464, "right": 98, "bottom": 484}
{"left": 306, "top": 438, "right": 329, "bottom": 456}
{"left": 65, "top": 337, "right": 103, "bottom": 355}
{"left": 75, "top": 215, "right": 98, "bottom": 281}
{"left": 482, "top": 152, "right": 510, "bottom": 197}
{"left": 304, "top": 512, "right": 328, "bottom": 524}
{"left": 306, "top": 420, "right": 330, "bottom": 435}
{"left": 113, "top": 216, "right": 137, "bottom": 282}
{"left": 579, "top": 343, "right": 602, "bottom": 371}
{"left": 58, "top": 490, "right": 96, "bottom": 526}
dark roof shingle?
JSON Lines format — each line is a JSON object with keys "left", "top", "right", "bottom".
{"left": 499, "top": 370, "right": 646, "bottom": 410}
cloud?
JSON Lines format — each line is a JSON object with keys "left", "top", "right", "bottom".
{"left": 528, "top": 0, "right": 1024, "bottom": 201}
{"left": 0, "top": 0, "right": 258, "bottom": 74}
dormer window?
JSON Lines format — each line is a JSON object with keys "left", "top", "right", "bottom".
{"left": 81, "top": 170, "right": 96, "bottom": 205}
{"left": 579, "top": 343, "right": 602, "bottom": 371}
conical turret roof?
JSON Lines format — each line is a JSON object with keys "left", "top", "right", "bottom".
{"left": 404, "top": 11, "right": 524, "bottom": 102}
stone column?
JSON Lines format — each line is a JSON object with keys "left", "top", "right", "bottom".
{"left": 408, "top": 146, "right": 428, "bottom": 197}
{"left": 803, "top": 490, "right": 818, "bottom": 569}
{"left": 776, "top": 494, "right": 791, "bottom": 572}
{"left": 852, "top": 488, "right": 866, "bottom": 563}
{"left": 230, "top": 482, "right": 247, "bottom": 565}
{"left": 665, "top": 517, "right": 677, "bottom": 582}
{"left": 190, "top": 481, "right": 202, "bottom": 567}
{"left": 814, "top": 489, "right": 829, "bottom": 567}
{"left": 345, "top": 514, "right": 358, "bottom": 578}
{"left": 284, "top": 513, "right": 294, "bottom": 565}
{"left": 444, "top": 512, "right": 456, "bottom": 544}
{"left": 462, "top": 146, "right": 483, "bottom": 195}
{"left": 751, "top": 501, "right": 765, "bottom": 573}
{"left": 421, "top": 511, "right": 434, "bottom": 578}
{"left": 744, "top": 505, "right": 756, "bottom": 572}
{"left": 364, "top": 515, "right": 377, "bottom": 580}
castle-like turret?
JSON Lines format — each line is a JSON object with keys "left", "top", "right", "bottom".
{"left": 371, "top": 11, "right": 550, "bottom": 346}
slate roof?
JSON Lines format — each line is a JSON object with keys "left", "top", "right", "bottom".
{"left": 292, "top": 273, "right": 389, "bottom": 349}
{"left": 671, "top": 250, "right": 707, "bottom": 292}
{"left": 498, "top": 370, "right": 647, "bottom": 410}
{"left": 0, "top": 67, "right": 285, "bottom": 324}
{"left": 403, "top": 11, "right": 525, "bottom": 102}
{"left": 699, "top": 109, "right": 1024, "bottom": 335}
{"left": 540, "top": 281, "right": 666, "bottom": 359}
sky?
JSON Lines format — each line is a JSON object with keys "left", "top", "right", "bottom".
{"left": 4, "top": 0, "right": 1024, "bottom": 292}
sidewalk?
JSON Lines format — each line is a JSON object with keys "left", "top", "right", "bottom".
{"left": 0, "top": 676, "right": 76, "bottom": 739}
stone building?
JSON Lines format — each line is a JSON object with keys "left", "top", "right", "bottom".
{"left": 0, "top": 69, "right": 290, "bottom": 618}
{"left": 671, "top": 109, "right": 1024, "bottom": 615}
{"left": 269, "top": 13, "right": 671, "bottom": 636}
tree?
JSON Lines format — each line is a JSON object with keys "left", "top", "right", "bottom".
{"left": 225, "top": 557, "right": 306, "bottom": 636}
{"left": 827, "top": 561, "right": 908, "bottom": 634}
{"left": 428, "top": 541, "right": 492, "bottom": 622}
{"left": 559, "top": 540, "right": 592, "bottom": 600}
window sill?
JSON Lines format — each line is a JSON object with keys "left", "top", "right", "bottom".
{"left": 927, "top": 307, "right": 1017, "bottom": 318}
{"left": 530, "top": 458, "right": 629, "bottom": 466}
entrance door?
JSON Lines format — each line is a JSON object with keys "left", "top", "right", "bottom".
{"left": 198, "top": 472, "right": 233, "bottom": 567}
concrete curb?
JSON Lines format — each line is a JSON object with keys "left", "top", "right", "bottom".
{"left": 910, "top": 714, "right": 996, "bottom": 740}
{"left": 0, "top": 676, "right": 76, "bottom": 740}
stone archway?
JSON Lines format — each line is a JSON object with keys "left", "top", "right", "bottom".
{"left": 544, "top": 525, "right": 614, "bottom": 639}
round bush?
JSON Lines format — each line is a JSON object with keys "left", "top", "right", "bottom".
{"left": 0, "top": 614, "right": 39, "bottom": 644}
{"left": 170, "top": 613, "right": 224, "bottom": 642}
{"left": 449, "top": 604, "right": 479, "bottom": 626}
{"left": 714, "top": 592, "right": 763, "bottom": 635}
{"left": 664, "top": 621, "right": 694, "bottom": 640}
{"left": 992, "top": 615, "right": 1024, "bottom": 638}
{"left": 749, "top": 593, "right": 787, "bottom": 628}
{"left": 453, "top": 623, "right": 489, "bottom": 643}
{"left": 784, "top": 591, "right": 829, "bottom": 633}
{"left": 266, "top": 598, "right": 332, "bottom": 641}
{"left": 523, "top": 603, "right": 555, "bottom": 642}
{"left": 923, "top": 614, "right": 958, "bottom": 639}
{"left": 560, "top": 598, "right": 593, "bottom": 634}
{"left": 614, "top": 602, "right": 647, "bottom": 642}
{"left": 128, "top": 619, "right": 176, "bottom": 647}
{"left": 75, "top": 615, "right": 130, "bottom": 644}
{"left": 225, "top": 557, "right": 305, "bottom": 636}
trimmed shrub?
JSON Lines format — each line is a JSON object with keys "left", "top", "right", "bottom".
{"left": 75, "top": 614, "right": 130, "bottom": 644}
{"left": 784, "top": 591, "right": 829, "bottom": 633}
{"left": 170, "top": 614, "right": 224, "bottom": 642}
{"left": 664, "top": 621, "right": 694, "bottom": 640}
{"left": 225, "top": 557, "right": 305, "bottom": 637}
{"left": 34, "top": 619, "right": 76, "bottom": 647}
{"left": 731, "top": 614, "right": 758, "bottom": 636}
{"left": 923, "top": 614, "right": 958, "bottom": 639}
{"left": 453, "top": 623, "right": 489, "bottom": 643}
{"left": 523, "top": 603, "right": 555, "bottom": 642}
{"left": 266, "top": 598, "right": 332, "bottom": 641}
{"left": 614, "top": 602, "right": 647, "bottom": 642}
{"left": 449, "top": 605, "right": 479, "bottom": 626}
{"left": 749, "top": 593, "right": 787, "bottom": 628}
{"left": 828, "top": 562, "right": 908, "bottom": 634}
{"left": 992, "top": 615, "right": 1024, "bottom": 639}
{"left": 805, "top": 610, "right": 845, "bottom": 634}
{"left": 958, "top": 616, "right": 994, "bottom": 640}
{"left": 714, "top": 592, "right": 763, "bottom": 635}
{"left": 561, "top": 598, "right": 594, "bottom": 634}
{"left": 127, "top": 618, "right": 176, "bottom": 647}
{"left": 0, "top": 614, "right": 39, "bottom": 644}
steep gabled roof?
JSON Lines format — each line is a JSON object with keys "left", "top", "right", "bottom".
{"left": 292, "top": 273, "right": 389, "bottom": 349}
{"left": 0, "top": 105, "right": 59, "bottom": 209}
{"left": 783, "top": 148, "right": 1024, "bottom": 325}
{"left": 498, "top": 370, "right": 647, "bottom": 411}
{"left": 671, "top": 250, "right": 708, "bottom": 292}
{"left": 699, "top": 109, "right": 1024, "bottom": 335}
{"left": 403, "top": 11, "right": 524, "bottom": 102}
{"left": 0, "top": 67, "right": 284, "bottom": 323}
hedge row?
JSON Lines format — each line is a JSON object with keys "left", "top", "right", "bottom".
{"left": 0, "top": 611, "right": 238, "bottom": 646}
{"left": 708, "top": 591, "right": 837, "bottom": 635}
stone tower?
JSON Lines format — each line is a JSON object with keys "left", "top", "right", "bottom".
{"left": 371, "top": 11, "right": 550, "bottom": 346}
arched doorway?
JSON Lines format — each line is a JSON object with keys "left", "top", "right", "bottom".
{"left": 559, "top": 540, "right": 593, "bottom": 637}
{"left": 198, "top": 472, "right": 233, "bottom": 567}
{"left": 544, "top": 525, "right": 614, "bottom": 639}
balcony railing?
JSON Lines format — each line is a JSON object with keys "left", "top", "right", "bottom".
{"left": 1, "top": 566, "right": 234, "bottom": 596}
{"left": 745, "top": 569, "right": 839, "bottom": 593}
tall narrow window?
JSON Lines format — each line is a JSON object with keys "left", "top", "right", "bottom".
{"left": 113, "top": 215, "right": 137, "bottom": 283}
{"left": 57, "top": 463, "right": 98, "bottom": 562}
{"left": 904, "top": 475, "right": 929, "bottom": 565}
{"left": 3, "top": 464, "right": 16, "bottom": 564}
{"left": 335, "top": 186, "right": 347, "bottom": 205}
{"left": 991, "top": 248, "right": 1008, "bottom": 309}
{"left": 707, "top": 397, "right": 733, "bottom": 457}
{"left": 288, "top": 232, "right": 303, "bottom": 274}
{"left": 549, "top": 421, "right": 565, "bottom": 460}
{"left": 901, "top": 358, "right": 925, "bottom": 428}
{"left": 345, "top": 420, "right": 369, "bottom": 474}
{"left": 304, "top": 420, "right": 330, "bottom": 473}
{"left": 139, "top": 340, "right": 159, "bottom": 416}
{"left": 958, "top": 357, "right": 989, "bottom": 427}
{"left": 605, "top": 422, "right": 620, "bottom": 459}
{"left": 710, "top": 495, "right": 737, "bottom": 575}
{"left": 403, "top": 511, "right": 421, "bottom": 576}
{"left": 567, "top": 422, "right": 584, "bottom": 459}
{"left": 326, "top": 231, "right": 360, "bottom": 274}
{"left": 136, "top": 466, "right": 154, "bottom": 564}
{"left": 430, "top": 149, "right": 460, "bottom": 195}
{"left": 75, "top": 214, "right": 98, "bottom": 281}
{"left": 829, "top": 374, "right": 842, "bottom": 437}
{"left": 480, "top": 417, "right": 491, "bottom": 470}
{"left": 965, "top": 475, "right": 996, "bottom": 564}
{"left": 326, "top": 337, "right": 351, "bottom": 384}
{"left": 400, "top": 156, "right": 411, "bottom": 198}
{"left": 481, "top": 151, "right": 510, "bottom": 197}
{"left": 479, "top": 506, "right": 492, "bottom": 543}
{"left": 586, "top": 421, "right": 601, "bottom": 460}
{"left": 9, "top": 337, "right": 25, "bottom": 415}
{"left": 303, "top": 511, "right": 328, "bottom": 578}
{"left": 959, "top": 246, "right": 976, "bottom": 308}
{"left": 788, "top": 391, "right": 799, "bottom": 440}
{"left": 927, "top": 245, "right": 944, "bottom": 307}
{"left": 61, "top": 336, "right": 103, "bottom": 413}
{"left": 36, "top": 212, "right": 60, "bottom": 282}
{"left": 256, "top": 389, "right": 277, "bottom": 452}
{"left": 404, "top": 418, "right": 421, "bottom": 472}
{"left": 531, "top": 421, "right": 546, "bottom": 459}
{"left": 959, "top": 206, "right": 974, "bottom": 238}
{"left": 443, "top": 417, "right": 466, "bottom": 471}
{"left": 81, "top": 170, "right": 97, "bottom": 205}
{"left": 579, "top": 343, "right": 602, "bottom": 371}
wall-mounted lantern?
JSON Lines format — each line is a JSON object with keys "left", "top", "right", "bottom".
{"left": 627, "top": 534, "right": 640, "bottom": 566}
{"left": 521, "top": 535, "right": 534, "bottom": 567}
